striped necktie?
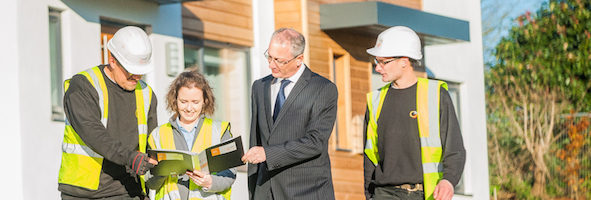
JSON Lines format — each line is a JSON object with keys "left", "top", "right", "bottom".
{"left": 273, "top": 79, "right": 291, "bottom": 121}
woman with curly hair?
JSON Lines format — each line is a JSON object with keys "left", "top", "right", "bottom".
{"left": 146, "top": 70, "right": 235, "bottom": 200}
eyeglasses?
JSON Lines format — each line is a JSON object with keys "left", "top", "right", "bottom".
{"left": 264, "top": 50, "right": 300, "bottom": 67}
{"left": 114, "top": 58, "right": 143, "bottom": 80}
{"left": 373, "top": 57, "right": 403, "bottom": 66}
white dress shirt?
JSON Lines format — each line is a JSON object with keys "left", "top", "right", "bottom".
{"left": 270, "top": 64, "right": 306, "bottom": 114}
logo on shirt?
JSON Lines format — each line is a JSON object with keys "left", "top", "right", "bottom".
{"left": 409, "top": 110, "right": 418, "bottom": 119}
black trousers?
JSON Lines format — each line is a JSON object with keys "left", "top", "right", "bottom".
{"left": 373, "top": 186, "right": 424, "bottom": 200}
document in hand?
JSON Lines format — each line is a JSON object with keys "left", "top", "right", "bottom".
{"left": 148, "top": 136, "right": 245, "bottom": 176}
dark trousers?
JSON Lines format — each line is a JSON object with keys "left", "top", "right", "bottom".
{"left": 373, "top": 186, "right": 424, "bottom": 200}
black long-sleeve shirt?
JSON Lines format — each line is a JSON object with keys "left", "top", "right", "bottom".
{"left": 59, "top": 65, "right": 157, "bottom": 199}
{"left": 363, "top": 83, "right": 465, "bottom": 199}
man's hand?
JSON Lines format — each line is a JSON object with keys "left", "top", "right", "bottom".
{"left": 186, "top": 170, "right": 212, "bottom": 189}
{"left": 129, "top": 152, "right": 157, "bottom": 176}
{"left": 433, "top": 179, "right": 454, "bottom": 200}
{"left": 241, "top": 146, "right": 266, "bottom": 164}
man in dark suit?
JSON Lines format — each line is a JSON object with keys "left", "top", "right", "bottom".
{"left": 241, "top": 28, "right": 338, "bottom": 200}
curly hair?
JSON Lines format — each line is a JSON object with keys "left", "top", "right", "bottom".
{"left": 166, "top": 69, "right": 215, "bottom": 117}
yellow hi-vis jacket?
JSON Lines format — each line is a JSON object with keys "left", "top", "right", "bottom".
{"left": 148, "top": 118, "right": 232, "bottom": 200}
{"left": 365, "top": 78, "right": 447, "bottom": 200}
{"left": 58, "top": 66, "right": 152, "bottom": 192}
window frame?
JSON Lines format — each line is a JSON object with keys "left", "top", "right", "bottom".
{"left": 49, "top": 8, "right": 64, "bottom": 121}
{"left": 183, "top": 38, "right": 251, "bottom": 173}
{"left": 439, "top": 80, "right": 470, "bottom": 195}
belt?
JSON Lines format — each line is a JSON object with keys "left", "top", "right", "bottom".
{"left": 394, "top": 183, "right": 423, "bottom": 192}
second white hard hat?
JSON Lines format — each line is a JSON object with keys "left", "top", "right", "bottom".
{"left": 366, "top": 26, "right": 423, "bottom": 60}
{"left": 107, "top": 26, "right": 153, "bottom": 75}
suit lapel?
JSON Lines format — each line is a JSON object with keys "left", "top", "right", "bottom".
{"left": 263, "top": 77, "right": 273, "bottom": 137}
{"left": 271, "top": 67, "right": 312, "bottom": 132}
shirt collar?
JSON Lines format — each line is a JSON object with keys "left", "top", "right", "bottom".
{"left": 274, "top": 64, "right": 306, "bottom": 84}
{"left": 175, "top": 115, "right": 203, "bottom": 132}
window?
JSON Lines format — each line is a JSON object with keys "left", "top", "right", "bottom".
{"left": 331, "top": 52, "right": 362, "bottom": 153}
{"left": 370, "top": 64, "right": 385, "bottom": 91}
{"left": 184, "top": 40, "right": 251, "bottom": 140}
{"left": 446, "top": 82, "right": 470, "bottom": 195}
{"left": 447, "top": 82, "right": 462, "bottom": 126}
{"left": 49, "top": 8, "right": 63, "bottom": 121}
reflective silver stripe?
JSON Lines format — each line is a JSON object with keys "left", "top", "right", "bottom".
{"left": 364, "top": 138, "right": 373, "bottom": 150}
{"left": 371, "top": 90, "right": 381, "bottom": 121}
{"left": 169, "top": 191, "right": 181, "bottom": 200}
{"left": 148, "top": 190, "right": 156, "bottom": 200}
{"left": 427, "top": 80, "right": 439, "bottom": 139}
{"left": 422, "top": 162, "right": 443, "bottom": 174}
{"left": 420, "top": 80, "right": 442, "bottom": 148}
{"left": 162, "top": 191, "right": 181, "bottom": 200}
{"left": 211, "top": 121, "right": 222, "bottom": 144}
{"left": 151, "top": 126, "right": 163, "bottom": 149}
{"left": 420, "top": 137, "right": 442, "bottom": 148}
{"left": 84, "top": 68, "right": 108, "bottom": 127}
{"left": 188, "top": 189, "right": 220, "bottom": 200}
{"left": 62, "top": 143, "right": 103, "bottom": 158}
{"left": 138, "top": 124, "right": 148, "bottom": 134}
{"left": 139, "top": 80, "right": 152, "bottom": 121}
{"left": 365, "top": 88, "right": 382, "bottom": 152}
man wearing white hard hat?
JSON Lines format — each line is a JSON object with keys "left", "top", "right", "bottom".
{"left": 363, "top": 26, "right": 465, "bottom": 200}
{"left": 58, "top": 26, "right": 158, "bottom": 200}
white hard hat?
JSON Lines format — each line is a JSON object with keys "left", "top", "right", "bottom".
{"left": 107, "top": 26, "right": 153, "bottom": 75}
{"left": 366, "top": 26, "right": 422, "bottom": 60}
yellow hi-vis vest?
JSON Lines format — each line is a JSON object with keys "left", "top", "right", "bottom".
{"left": 58, "top": 66, "right": 152, "bottom": 192}
{"left": 365, "top": 78, "right": 448, "bottom": 200}
{"left": 148, "top": 118, "right": 232, "bottom": 200}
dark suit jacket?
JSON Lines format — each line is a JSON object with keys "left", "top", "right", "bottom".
{"left": 248, "top": 66, "right": 338, "bottom": 200}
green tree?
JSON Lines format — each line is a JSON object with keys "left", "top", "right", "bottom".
{"left": 493, "top": 0, "right": 591, "bottom": 111}
{"left": 487, "top": 0, "right": 591, "bottom": 198}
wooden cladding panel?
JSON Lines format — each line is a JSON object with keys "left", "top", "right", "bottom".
{"left": 330, "top": 151, "right": 363, "bottom": 169}
{"left": 318, "top": 0, "right": 421, "bottom": 10}
{"left": 275, "top": 0, "right": 301, "bottom": 12}
{"left": 182, "top": 1, "right": 253, "bottom": 46}
{"left": 183, "top": 19, "right": 252, "bottom": 47}
{"left": 335, "top": 193, "right": 366, "bottom": 200}
{"left": 183, "top": 5, "right": 251, "bottom": 29}
{"left": 332, "top": 168, "right": 363, "bottom": 182}
{"left": 275, "top": 12, "right": 302, "bottom": 24}
{"left": 185, "top": 0, "right": 251, "bottom": 17}
{"left": 333, "top": 181, "right": 364, "bottom": 194}
{"left": 223, "top": 0, "right": 252, "bottom": 5}
{"left": 274, "top": 0, "right": 303, "bottom": 30}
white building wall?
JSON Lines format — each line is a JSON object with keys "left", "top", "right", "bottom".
{"left": 8, "top": 0, "right": 184, "bottom": 199}
{"left": 251, "top": 0, "right": 275, "bottom": 80}
{"left": 422, "top": 0, "right": 489, "bottom": 199}
{"left": 18, "top": 0, "right": 64, "bottom": 199}
{"left": 232, "top": 0, "right": 276, "bottom": 198}
{"left": 1, "top": 0, "right": 24, "bottom": 199}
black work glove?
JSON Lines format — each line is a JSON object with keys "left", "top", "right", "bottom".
{"left": 127, "top": 151, "right": 155, "bottom": 176}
